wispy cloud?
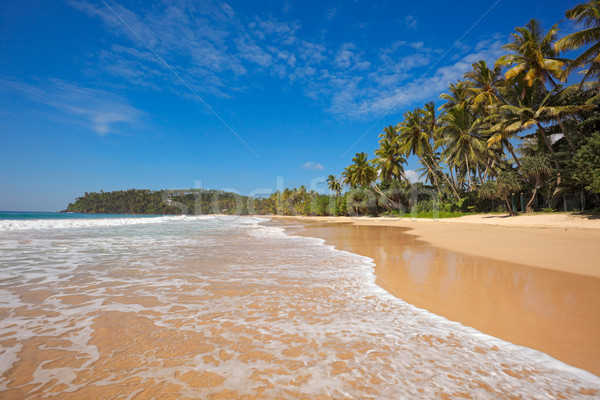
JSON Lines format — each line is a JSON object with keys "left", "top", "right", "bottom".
{"left": 321, "top": 37, "right": 507, "bottom": 117}
{"left": 1, "top": 78, "right": 144, "bottom": 135}
{"left": 405, "top": 169, "right": 425, "bottom": 183}
{"left": 303, "top": 162, "right": 324, "bottom": 170}
{"left": 68, "top": 1, "right": 507, "bottom": 120}
{"left": 403, "top": 15, "right": 418, "bottom": 30}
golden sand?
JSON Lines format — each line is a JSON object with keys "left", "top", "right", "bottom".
{"left": 2, "top": 215, "right": 599, "bottom": 398}
{"left": 277, "top": 215, "right": 600, "bottom": 375}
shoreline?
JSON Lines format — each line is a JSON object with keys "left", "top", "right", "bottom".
{"left": 270, "top": 213, "right": 600, "bottom": 278}
{"left": 270, "top": 214, "right": 600, "bottom": 376}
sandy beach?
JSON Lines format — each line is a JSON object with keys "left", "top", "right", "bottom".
{"left": 271, "top": 213, "right": 600, "bottom": 376}
{"left": 2, "top": 215, "right": 600, "bottom": 398}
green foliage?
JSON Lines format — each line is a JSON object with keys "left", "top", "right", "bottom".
{"left": 496, "top": 170, "right": 523, "bottom": 198}
{"left": 332, "top": 2, "right": 600, "bottom": 215}
{"left": 573, "top": 132, "right": 600, "bottom": 192}
{"left": 66, "top": 189, "right": 252, "bottom": 215}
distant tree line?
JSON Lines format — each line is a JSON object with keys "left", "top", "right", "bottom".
{"left": 64, "top": 187, "right": 446, "bottom": 217}
{"left": 64, "top": 189, "right": 254, "bottom": 215}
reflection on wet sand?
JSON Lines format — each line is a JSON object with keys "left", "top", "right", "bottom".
{"left": 297, "top": 222, "right": 600, "bottom": 375}
{"left": 1, "top": 218, "right": 599, "bottom": 399}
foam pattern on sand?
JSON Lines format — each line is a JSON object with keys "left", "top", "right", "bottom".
{"left": 0, "top": 215, "right": 598, "bottom": 399}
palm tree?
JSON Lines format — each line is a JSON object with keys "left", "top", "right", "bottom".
{"left": 496, "top": 19, "right": 565, "bottom": 93}
{"left": 399, "top": 108, "right": 439, "bottom": 182}
{"left": 373, "top": 140, "right": 407, "bottom": 182}
{"left": 521, "top": 154, "right": 552, "bottom": 212}
{"left": 437, "top": 103, "right": 486, "bottom": 191}
{"left": 439, "top": 81, "right": 471, "bottom": 112}
{"left": 555, "top": 1, "right": 600, "bottom": 85}
{"left": 342, "top": 152, "right": 376, "bottom": 188}
{"left": 489, "top": 84, "right": 593, "bottom": 158}
{"left": 378, "top": 125, "right": 400, "bottom": 144}
{"left": 423, "top": 101, "right": 439, "bottom": 138}
{"left": 464, "top": 60, "right": 505, "bottom": 112}
{"left": 326, "top": 175, "right": 342, "bottom": 196}
{"left": 399, "top": 108, "right": 462, "bottom": 200}
{"left": 479, "top": 170, "right": 523, "bottom": 216}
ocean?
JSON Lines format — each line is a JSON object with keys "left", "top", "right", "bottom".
{"left": 0, "top": 213, "right": 598, "bottom": 398}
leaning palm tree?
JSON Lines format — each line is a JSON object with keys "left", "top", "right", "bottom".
{"left": 490, "top": 84, "right": 593, "bottom": 158}
{"left": 555, "top": 0, "right": 600, "bottom": 85}
{"left": 326, "top": 175, "right": 342, "bottom": 196}
{"left": 342, "top": 152, "right": 376, "bottom": 188}
{"left": 373, "top": 140, "right": 407, "bottom": 182}
{"left": 399, "top": 108, "right": 461, "bottom": 200}
{"left": 521, "top": 153, "right": 553, "bottom": 212}
{"left": 343, "top": 152, "right": 402, "bottom": 210}
{"left": 437, "top": 103, "right": 486, "bottom": 191}
{"left": 480, "top": 170, "right": 523, "bottom": 216}
{"left": 399, "top": 108, "right": 439, "bottom": 182}
{"left": 496, "top": 19, "right": 566, "bottom": 93}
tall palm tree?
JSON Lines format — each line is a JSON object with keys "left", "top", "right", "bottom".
{"left": 399, "top": 108, "right": 461, "bottom": 200}
{"left": 399, "top": 108, "right": 440, "bottom": 182}
{"left": 496, "top": 19, "right": 566, "bottom": 93}
{"left": 555, "top": 0, "right": 600, "bottom": 84}
{"left": 326, "top": 175, "right": 342, "bottom": 196}
{"left": 521, "top": 154, "right": 553, "bottom": 212}
{"left": 423, "top": 101, "right": 439, "bottom": 138}
{"left": 374, "top": 140, "right": 407, "bottom": 182}
{"left": 464, "top": 60, "right": 505, "bottom": 112}
{"left": 439, "top": 81, "right": 471, "bottom": 112}
{"left": 437, "top": 103, "right": 486, "bottom": 191}
{"left": 378, "top": 125, "right": 400, "bottom": 145}
{"left": 490, "top": 84, "right": 592, "bottom": 157}
{"left": 342, "top": 152, "right": 376, "bottom": 188}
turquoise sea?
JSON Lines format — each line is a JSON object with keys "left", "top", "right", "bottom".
{"left": 0, "top": 211, "right": 162, "bottom": 220}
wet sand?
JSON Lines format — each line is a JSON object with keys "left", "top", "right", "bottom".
{"left": 276, "top": 217, "right": 600, "bottom": 376}
{"left": 2, "top": 216, "right": 600, "bottom": 398}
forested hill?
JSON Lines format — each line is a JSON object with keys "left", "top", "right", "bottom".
{"left": 64, "top": 189, "right": 253, "bottom": 215}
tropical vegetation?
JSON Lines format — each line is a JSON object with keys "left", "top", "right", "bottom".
{"left": 67, "top": 2, "right": 600, "bottom": 218}
{"left": 328, "top": 1, "right": 600, "bottom": 216}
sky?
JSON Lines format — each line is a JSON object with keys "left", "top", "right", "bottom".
{"left": 0, "top": 0, "right": 582, "bottom": 211}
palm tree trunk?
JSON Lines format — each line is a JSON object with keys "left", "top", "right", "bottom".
{"left": 400, "top": 170, "right": 409, "bottom": 183}
{"left": 535, "top": 122, "right": 561, "bottom": 186}
{"left": 420, "top": 157, "right": 442, "bottom": 197}
{"left": 536, "top": 122, "right": 556, "bottom": 155}
{"left": 370, "top": 183, "right": 399, "bottom": 210}
{"left": 557, "top": 117, "right": 576, "bottom": 154}
{"left": 428, "top": 156, "right": 461, "bottom": 201}
{"left": 465, "top": 155, "right": 471, "bottom": 191}
{"left": 504, "top": 140, "right": 521, "bottom": 168}
{"left": 504, "top": 197, "right": 516, "bottom": 216}
{"left": 526, "top": 186, "right": 538, "bottom": 213}
{"left": 449, "top": 166, "right": 456, "bottom": 187}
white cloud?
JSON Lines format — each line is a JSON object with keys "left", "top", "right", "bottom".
{"left": 322, "top": 37, "right": 507, "bottom": 117}
{"left": 68, "top": 1, "right": 508, "bottom": 121}
{"left": 303, "top": 162, "right": 324, "bottom": 170}
{"left": 1, "top": 78, "right": 144, "bottom": 135}
{"left": 405, "top": 170, "right": 424, "bottom": 183}
{"left": 403, "top": 15, "right": 418, "bottom": 30}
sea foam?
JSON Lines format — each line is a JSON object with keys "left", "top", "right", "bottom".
{"left": 0, "top": 215, "right": 598, "bottom": 398}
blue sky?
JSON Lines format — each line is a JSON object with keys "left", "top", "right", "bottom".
{"left": 0, "top": 0, "right": 581, "bottom": 211}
